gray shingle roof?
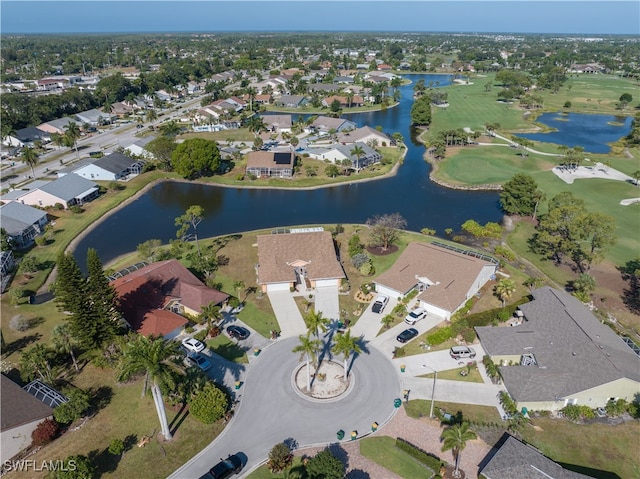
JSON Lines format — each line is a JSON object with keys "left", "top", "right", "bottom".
{"left": 0, "top": 202, "right": 47, "bottom": 236}
{"left": 1, "top": 375, "right": 53, "bottom": 432}
{"left": 480, "top": 434, "right": 594, "bottom": 479}
{"left": 39, "top": 173, "right": 98, "bottom": 202}
{"left": 92, "top": 152, "right": 138, "bottom": 174}
{"left": 476, "top": 287, "right": 640, "bottom": 402}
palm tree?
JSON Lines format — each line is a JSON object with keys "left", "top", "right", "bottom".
{"left": 50, "top": 132, "right": 66, "bottom": 150}
{"left": 292, "top": 334, "right": 321, "bottom": 392}
{"left": 160, "top": 120, "right": 181, "bottom": 137}
{"left": 52, "top": 323, "right": 79, "bottom": 372}
{"left": 200, "top": 302, "right": 222, "bottom": 333}
{"left": 233, "top": 280, "right": 245, "bottom": 301}
{"left": 632, "top": 170, "right": 640, "bottom": 186}
{"left": 331, "top": 330, "right": 362, "bottom": 379}
{"left": 20, "top": 147, "right": 39, "bottom": 178}
{"left": 523, "top": 277, "right": 542, "bottom": 292}
{"left": 64, "top": 121, "right": 81, "bottom": 160}
{"left": 304, "top": 310, "right": 329, "bottom": 339}
{"left": 350, "top": 145, "right": 366, "bottom": 172}
{"left": 245, "top": 86, "right": 257, "bottom": 112}
{"left": 441, "top": 422, "right": 477, "bottom": 478}
{"left": 495, "top": 278, "right": 516, "bottom": 307}
{"left": 145, "top": 108, "right": 158, "bottom": 124}
{"left": 20, "top": 344, "right": 56, "bottom": 382}
{"left": 117, "top": 335, "right": 179, "bottom": 441}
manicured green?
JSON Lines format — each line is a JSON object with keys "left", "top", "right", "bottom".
{"left": 404, "top": 400, "right": 502, "bottom": 425}
{"left": 359, "top": 436, "right": 434, "bottom": 478}
{"left": 246, "top": 458, "right": 308, "bottom": 478}
{"left": 420, "top": 366, "right": 483, "bottom": 384}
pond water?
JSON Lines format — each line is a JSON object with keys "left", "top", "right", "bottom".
{"left": 74, "top": 76, "right": 630, "bottom": 267}
{"left": 517, "top": 112, "right": 632, "bottom": 154}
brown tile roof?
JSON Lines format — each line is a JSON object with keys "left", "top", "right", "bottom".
{"left": 246, "top": 151, "right": 294, "bottom": 169}
{"left": 374, "top": 242, "right": 495, "bottom": 312}
{"left": 1, "top": 375, "right": 53, "bottom": 432}
{"left": 257, "top": 231, "right": 345, "bottom": 284}
{"left": 111, "top": 259, "right": 228, "bottom": 336}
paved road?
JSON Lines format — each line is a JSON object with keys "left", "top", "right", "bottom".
{"left": 168, "top": 336, "right": 401, "bottom": 479}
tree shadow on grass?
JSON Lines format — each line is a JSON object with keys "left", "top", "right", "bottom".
{"left": 2, "top": 333, "right": 41, "bottom": 357}
{"left": 169, "top": 406, "right": 189, "bottom": 436}
{"left": 210, "top": 343, "right": 246, "bottom": 363}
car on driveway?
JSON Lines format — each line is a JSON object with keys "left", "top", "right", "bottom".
{"left": 397, "top": 328, "right": 419, "bottom": 343}
{"left": 371, "top": 294, "right": 389, "bottom": 314}
{"left": 405, "top": 307, "right": 427, "bottom": 325}
{"left": 184, "top": 353, "right": 212, "bottom": 371}
{"left": 182, "top": 337, "right": 205, "bottom": 353}
{"left": 227, "top": 325, "right": 250, "bottom": 340}
{"left": 200, "top": 454, "right": 243, "bottom": 479}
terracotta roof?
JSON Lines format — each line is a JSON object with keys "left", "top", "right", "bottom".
{"left": 257, "top": 231, "right": 345, "bottom": 284}
{"left": 374, "top": 242, "right": 495, "bottom": 312}
{"left": 1, "top": 375, "right": 53, "bottom": 432}
{"left": 111, "top": 259, "right": 228, "bottom": 336}
{"left": 246, "top": 151, "right": 294, "bottom": 169}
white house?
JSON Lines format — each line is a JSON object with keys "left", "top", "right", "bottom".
{"left": 306, "top": 142, "right": 381, "bottom": 170}
{"left": 0, "top": 202, "right": 48, "bottom": 248}
{"left": 16, "top": 174, "right": 99, "bottom": 209}
{"left": 70, "top": 152, "right": 145, "bottom": 181}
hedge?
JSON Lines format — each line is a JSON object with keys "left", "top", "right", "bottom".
{"left": 426, "top": 326, "right": 454, "bottom": 345}
{"left": 395, "top": 437, "right": 443, "bottom": 474}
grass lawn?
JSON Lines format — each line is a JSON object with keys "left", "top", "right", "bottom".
{"left": 206, "top": 334, "right": 249, "bottom": 364}
{"left": 359, "top": 436, "right": 435, "bottom": 478}
{"left": 180, "top": 128, "right": 255, "bottom": 142}
{"left": 404, "top": 400, "right": 502, "bottom": 425}
{"left": 420, "top": 366, "right": 483, "bottom": 383}
{"left": 522, "top": 418, "right": 640, "bottom": 479}
{"left": 5, "top": 365, "right": 225, "bottom": 479}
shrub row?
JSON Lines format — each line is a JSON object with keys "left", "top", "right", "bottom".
{"left": 395, "top": 438, "right": 443, "bottom": 475}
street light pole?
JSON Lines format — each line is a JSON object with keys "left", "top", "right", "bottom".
{"left": 430, "top": 370, "right": 437, "bottom": 419}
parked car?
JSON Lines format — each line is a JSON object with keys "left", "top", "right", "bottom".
{"left": 449, "top": 346, "right": 476, "bottom": 360}
{"left": 184, "top": 353, "right": 212, "bottom": 371}
{"left": 200, "top": 454, "right": 243, "bottom": 479}
{"left": 371, "top": 294, "right": 389, "bottom": 314}
{"left": 227, "top": 325, "right": 250, "bottom": 340}
{"left": 404, "top": 307, "right": 427, "bottom": 325}
{"left": 182, "top": 337, "right": 205, "bottom": 353}
{"left": 397, "top": 328, "right": 419, "bottom": 343}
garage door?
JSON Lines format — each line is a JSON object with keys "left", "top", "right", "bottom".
{"left": 315, "top": 279, "right": 338, "bottom": 288}
{"left": 374, "top": 284, "right": 401, "bottom": 299}
{"left": 266, "top": 282, "right": 291, "bottom": 292}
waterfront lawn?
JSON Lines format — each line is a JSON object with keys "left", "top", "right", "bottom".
{"left": 521, "top": 418, "right": 640, "bottom": 479}
{"left": 359, "top": 436, "right": 434, "bottom": 479}
{"left": 5, "top": 364, "right": 225, "bottom": 479}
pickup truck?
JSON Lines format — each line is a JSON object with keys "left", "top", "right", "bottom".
{"left": 371, "top": 294, "right": 389, "bottom": 314}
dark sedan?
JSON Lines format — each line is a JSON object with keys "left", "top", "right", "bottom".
{"left": 396, "top": 328, "right": 419, "bottom": 343}
{"left": 227, "top": 325, "right": 250, "bottom": 340}
{"left": 200, "top": 454, "right": 243, "bottom": 479}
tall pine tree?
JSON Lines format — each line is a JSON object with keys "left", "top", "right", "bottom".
{"left": 86, "top": 248, "right": 121, "bottom": 346}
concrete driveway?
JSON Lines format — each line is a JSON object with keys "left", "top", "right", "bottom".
{"left": 267, "top": 291, "right": 307, "bottom": 338}
{"left": 168, "top": 337, "right": 401, "bottom": 479}
{"left": 350, "top": 296, "right": 401, "bottom": 340}
{"left": 314, "top": 286, "right": 340, "bottom": 323}
{"left": 370, "top": 314, "right": 445, "bottom": 356}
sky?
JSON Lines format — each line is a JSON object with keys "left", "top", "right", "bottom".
{"left": 1, "top": 1, "right": 639, "bottom": 35}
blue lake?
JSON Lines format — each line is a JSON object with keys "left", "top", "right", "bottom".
{"left": 74, "top": 76, "right": 631, "bottom": 267}
{"left": 518, "top": 112, "right": 632, "bottom": 154}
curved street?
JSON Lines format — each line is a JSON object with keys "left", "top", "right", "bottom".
{"left": 169, "top": 336, "right": 401, "bottom": 478}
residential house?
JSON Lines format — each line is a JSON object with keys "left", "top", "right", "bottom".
{"left": 3, "top": 127, "right": 50, "bottom": 148}
{"left": 337, "top": 126, "right": 392, "bottom": 146}
{"left": 321, "top": 95, "right": 364, "bottom": 108}
{"left": 476, "top": 287, "right": 640, "bottom": 412}
{"left": 0, "top": 180, "right": 50, "bottom": 205}
{"left": 310, "top": 116, "right": 357, "bottom": 133}
{"left": 125, "top": 136, "right": 157, "bottom": 159}
{"left": 68, "top": 151, "right": 145, "bottom": 181}
{"left": 0, "top": 202, "right": 48, "bottom": 248}
{"left": 1, "top": 376, "right": 53, "bottom": 461}
{"left": 374, "top": 242, "right": 498, "bottom": 320}
{"left": 36, "top": 117, "right": 79, "bottom": 135}
{"left": 75, "top": 108, "right": 116, "bottom": 126}
{"left": 256, "top": 230, "right": 345, "bottom": 292}
{"left": 254, "top": 94, "right": 273, "bottom": 105}
{"left": 259, "top": 114, "right": 292, "bottom": 133}
{"left": 308, "top": 83, "right": 343, "bottom": 93}
{"left": 274, "top": 95, "right": 309, "bottom": 108}
{"left": 306, "top": 142, "right": 381, "bottom": 170}
{"left": 1, "top": 251, "right": 15, "bottom": 278}
{"left": 15, "top": 173, "right": 99, "bottom": 209}
{"left": 479, "top": 433, "right": 595, "bottom": 479}
{"left": 111, "top": 259, "right": 229, "bottom": 339}
{"left": 246, "top": 151, "right": 295, "bottom": 178}
{"left": 334, "top": 76, "right": 355, "bottom": 84}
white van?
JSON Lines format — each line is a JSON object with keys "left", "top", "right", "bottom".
{"left": 450, "top": 346, "right": 476, "bottom": 360}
